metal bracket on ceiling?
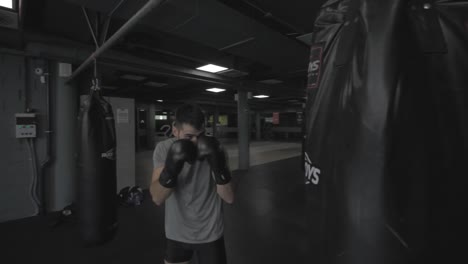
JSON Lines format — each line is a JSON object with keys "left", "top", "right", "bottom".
{"left": 81, "top": 1, "right": 128, "bottom": 80}
{"left": 67, "top": 0, "right": 167, "bottom": 84}
{"left": 82, "top": 7, "right": 99, "bottom": 49}
{"left": 101, "top": 0, "right": 127, "bottom": 44}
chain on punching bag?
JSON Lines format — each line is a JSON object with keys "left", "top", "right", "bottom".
{"left": 77, "top": 78, "right": 118, "bottom": 246}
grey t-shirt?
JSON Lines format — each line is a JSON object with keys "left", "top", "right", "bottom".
{"left": 153, "top": 138, "right": 224, "bottom": 243}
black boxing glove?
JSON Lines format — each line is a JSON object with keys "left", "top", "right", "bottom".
{"left": 159, "top": 139, "right": 197, "bottom": 188}
{"left": 197, "top": 136, "right": 232, "bottom": 185}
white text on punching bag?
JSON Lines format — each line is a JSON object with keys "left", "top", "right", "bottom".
{"left": 310, "top": 60, "right": 320, "bottom": 72}
{"left": 304, "top": 152, "right": 320, "bottom": 185}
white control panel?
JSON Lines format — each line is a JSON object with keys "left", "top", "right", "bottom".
{"left": 15, "top": 113, "right": 37, "bottom": 138}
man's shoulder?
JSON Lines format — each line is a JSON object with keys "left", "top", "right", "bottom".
{"left": 155, "top": 137, "right": 176, "bottom": 151}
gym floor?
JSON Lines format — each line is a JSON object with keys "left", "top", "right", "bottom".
{"left": 1, "top": 150, "right": 315, "bottom": 263}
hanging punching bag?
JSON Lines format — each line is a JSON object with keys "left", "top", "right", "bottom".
{"left": 304, "top": 0, "right": 467, "bottom": 263}
{"left": 402, "top": 1, "right": 468, "bottom": 262}
{"left": 78, "top": 80, "right": 118, "bottom": 246}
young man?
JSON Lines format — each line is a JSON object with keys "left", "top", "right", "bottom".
{"left": 150, "top": 103, "right": 234, "bottom": 264}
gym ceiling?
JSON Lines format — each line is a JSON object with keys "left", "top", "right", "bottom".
{"left": 1, "top": 0, "right": 324, "bottom": 112}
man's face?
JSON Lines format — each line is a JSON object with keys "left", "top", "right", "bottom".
{"left": 173, "top": 123, "right": 205, "bottom": 143}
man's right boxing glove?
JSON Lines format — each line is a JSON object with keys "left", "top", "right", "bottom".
{"left": 159, "top": 139, "right": 197, "bottom": 188}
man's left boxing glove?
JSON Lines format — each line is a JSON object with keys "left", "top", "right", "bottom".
{"left": 197, "top": 136, "right": 232, "bottom": 185}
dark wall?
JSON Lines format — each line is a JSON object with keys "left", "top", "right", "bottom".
{"left": 0, "top": 53, "right": 46, "bottom": 222}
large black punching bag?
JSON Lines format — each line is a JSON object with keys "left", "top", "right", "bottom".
{"left": 304, "top": 0, "right": 468, "bottom": 263}
{"left": 78, "top": 81, "right": 118, "bottom": 246}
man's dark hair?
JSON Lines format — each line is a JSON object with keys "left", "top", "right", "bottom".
{"left": 174, "top": 103, "right": 205, "bottom": 130}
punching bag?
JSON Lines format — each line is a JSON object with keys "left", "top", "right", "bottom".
{"left": 304, "top": 0, "right": 468, "bottom": 263}
{"left": 78, "top": 80, "right": 118, "bottom": 246}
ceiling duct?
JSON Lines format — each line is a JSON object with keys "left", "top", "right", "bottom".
{"left": 218, "top": 68, "right": 249, "bottom": 78}
{"left": 65, "top": 0, "right": 199, "bottom": 32}
{"left": 217, "top": 0, "right": 306, "bottom": 40}
{"left": 64, "top": 0, "right": 309, "bottom": 72}
{"left": 258, "top": 79, "right": 283, "bottom": 84}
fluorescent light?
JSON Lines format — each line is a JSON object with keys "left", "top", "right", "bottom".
{"left": 206, "top": 88, "right": 226, "bottom": 93}
{"left": 197, "top": 64, "right": 228, "bottom": 73}
{"left": 145, "top": 81, "right": 167, "bottom": 87}
{"left": 156, "top": 100, "right": 163, "bottom": 103}
{"left": 253, "top": 95, "right": 269, "bottom": 98}
{"left": 155, "top": 115, "right": 167, "bottom": 120}
{"left": 0, "top": 0, "right": 13, "bottom": 9}
{"left": 120, "top": 74, "right": 146, "bottom": 81}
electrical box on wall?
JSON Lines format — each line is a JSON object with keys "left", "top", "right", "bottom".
{"left": 15, "top": 113, "right": 37, "bottom": 138}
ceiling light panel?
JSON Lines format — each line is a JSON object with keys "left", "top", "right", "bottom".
{"left": 196, "top": 64, "right": 228, "bottom": 73}
{"left": 206, "top": 88, "right": 226, "bottom": 93}
{"left": 0, "top": 0, "right": 13, "bottom": 9}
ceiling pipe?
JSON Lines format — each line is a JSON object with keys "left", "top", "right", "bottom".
{"left": 67, "top": 0, "right": 167, "bottom": 83}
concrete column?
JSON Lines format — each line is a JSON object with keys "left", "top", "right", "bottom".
{"left": 213, "top": 107, "right": 219, "bottom": 137}
{"left": 148, "top": 103, "right": 156, "bottom": 149}
{"left": 51, "top": 61, "right": 78, "bottom": 211}
{"left": 237, "top": 90, "right": 249, "bottom": 170}
{"left": 106, "top": 97, "right": 135, "bottom": 191}
{"left": 256, "top": 112, "right": 261, "bottom": 140}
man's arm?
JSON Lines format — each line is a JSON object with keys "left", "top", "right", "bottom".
{"left": 150, "top": 139, "right": 197, "bottom": 206}
{"left": 149, "top": 166, "right": 174, "bottom": 206}
{"left": 216, "top": 146, "right": 234, "bottom": 204}
{"left": 217, "top": 182, "right": 234, "bottom": 204}
{"left": 197, "top": 136, "right": 235, "bottom": 204}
